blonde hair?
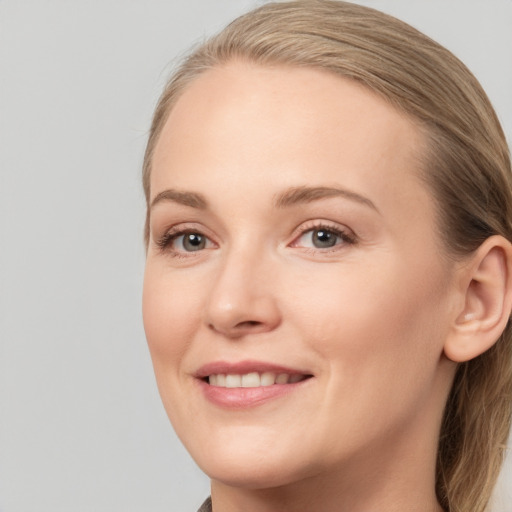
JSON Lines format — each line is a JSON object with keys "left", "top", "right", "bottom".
{"left": 142, "top": 2, "right": 512, "bottom": 510}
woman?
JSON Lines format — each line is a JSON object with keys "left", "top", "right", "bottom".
{"left": 141, "top": 1, "right": 512, "bottom": 511}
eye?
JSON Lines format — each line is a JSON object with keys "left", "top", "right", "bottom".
{"left": 177, "top": 232, "right": 207, "bottom": 251}
{"left": 302, "top": 228, "right": 339, "bottom": 248}
{"left": 156, "top": 229, "right": 214, "bottom": 255}
{"left": 291, "top": 223, "right": 356, "bottom": 251}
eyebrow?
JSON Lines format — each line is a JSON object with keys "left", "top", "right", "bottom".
{"left": 149, "top": 185, "right": 378, "bottom": 213}
{"left": 274, "top": 186, "right": 378, "bottom": 212}
{"left": 150, "top": 189, "right": 208, "bottom": 210}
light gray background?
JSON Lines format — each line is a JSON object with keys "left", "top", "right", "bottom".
{"left": 0, "top": 1, "right": 511, "bottom": 511}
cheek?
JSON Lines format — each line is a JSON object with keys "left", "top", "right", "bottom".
{"left": 286, "top": 257, "right": 450, "bottom": 391}
{"left": 142, "top": 263, "right": 204, "bottom": 373}
{"left": 281, "top": 259, "right": 452, "bottom": 451}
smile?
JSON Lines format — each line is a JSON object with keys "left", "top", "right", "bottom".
{"left": 207, "top": 372, "right": 308, "bottom": 387}
{"left": 195, "top": 361, "right": 313, "bottom": 408}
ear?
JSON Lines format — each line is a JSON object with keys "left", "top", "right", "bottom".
{"left": 444, "top": 235, "right": 512, "bottom": 363}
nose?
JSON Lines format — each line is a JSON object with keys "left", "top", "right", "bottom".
{"left": 203, "top": 249, "right": 282, "bottom": 338}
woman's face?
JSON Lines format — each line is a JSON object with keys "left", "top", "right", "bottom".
{"left": 143, "top": 63, "right": 458, "bottom": 489}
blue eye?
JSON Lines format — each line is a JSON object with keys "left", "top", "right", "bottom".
{"left": 293, "top": 225, "right": 355, "bottom": 250}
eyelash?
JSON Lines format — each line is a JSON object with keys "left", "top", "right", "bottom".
{"left": 155, "top": 226, "right": 213, "bottom": 258}
{"left": 290, "top": 221, "right": 357, "bottom": 253}
{"left": 155, "top": 221, "right": 357, "bottom": 257}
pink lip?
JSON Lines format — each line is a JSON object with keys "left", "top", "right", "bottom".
{"left": 194, "top": 360, "right": 313, "bottom": 409}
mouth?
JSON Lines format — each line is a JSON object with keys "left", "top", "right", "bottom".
{"left": 195, "top": 361, "right": 314, "bottom": 408}
{"left": 205, "top": 372, "right": 310, "bottom": 388}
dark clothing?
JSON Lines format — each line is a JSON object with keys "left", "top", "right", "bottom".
{"left": 197, "top": 497, "right": 212, "bottom": 512}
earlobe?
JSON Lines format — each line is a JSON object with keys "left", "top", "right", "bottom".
{"left": 444, "top": 236, "right": 512, "bottom": 363}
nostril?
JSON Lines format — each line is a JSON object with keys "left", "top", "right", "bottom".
{"left": 207, "top": 320, "right": 259, "bottom": 330}
{"left": 207, "top": 319, "right": 266, "bottom": 337}
{"left": 237, "top": 320, "right": 261, "bottom": 328}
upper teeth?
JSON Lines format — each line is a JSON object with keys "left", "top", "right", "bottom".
{"left": 208, "top": 372, "right": 305, "bottom": 388}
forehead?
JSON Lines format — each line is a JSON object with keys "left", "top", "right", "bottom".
{"left": 151, "top": 62, "right": 430, "bottom": 222}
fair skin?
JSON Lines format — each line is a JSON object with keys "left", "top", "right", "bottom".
{"left": 143, "top": 62, "right": 511, "bottom": 512}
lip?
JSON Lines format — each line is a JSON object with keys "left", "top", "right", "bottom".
{"left": 194, "top": 360, "right": 310, "bottom": 378}
{"left": 194, "top": 359, "right": 313, "bottom": 409}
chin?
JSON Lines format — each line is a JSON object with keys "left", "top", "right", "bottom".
{"left": 201, "top": 459, "right": 307, "bottom": 490}
{"left": 185, "top": 433, "right": 316, "bottom": 490}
